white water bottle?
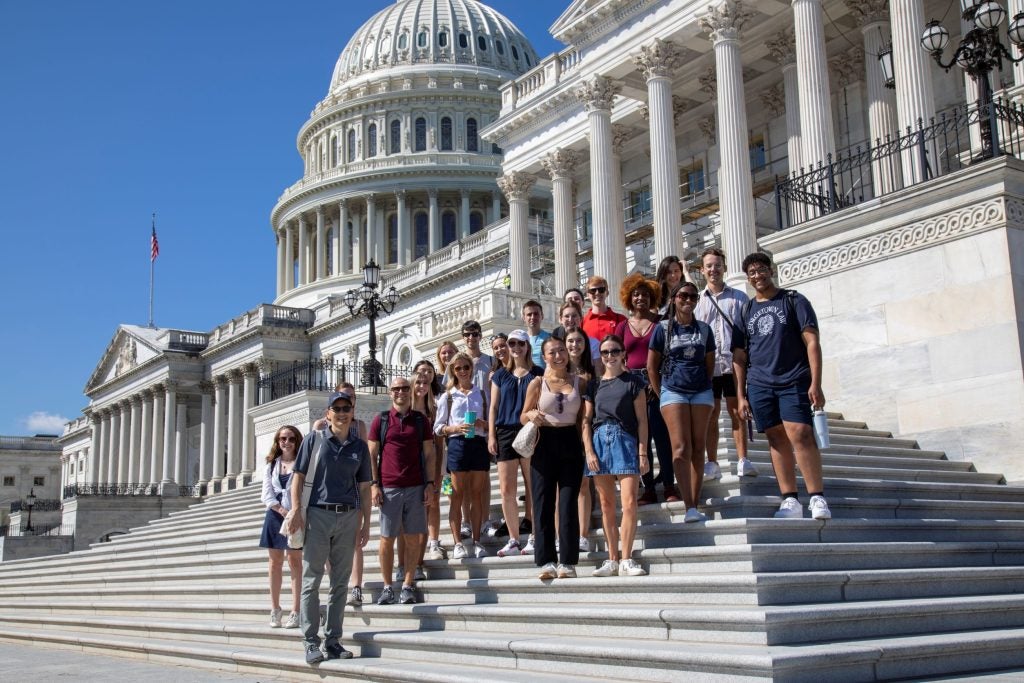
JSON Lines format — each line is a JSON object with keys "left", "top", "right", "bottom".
{"left": 812, "top": 410, "right": 830, "bottom": 449}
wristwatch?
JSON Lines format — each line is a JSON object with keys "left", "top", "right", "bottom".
{"left": 425, "top": 480, "right": 435, "bottom": 486}
{"left": 370, "top": 480, "right": 380, "bottom": 486}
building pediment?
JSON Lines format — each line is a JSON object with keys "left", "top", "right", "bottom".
{"left": 550, "top": 0, "right": 623, "bottom": 44}
{"left": 84, "top": 325, "right": 165, "bottom": 393}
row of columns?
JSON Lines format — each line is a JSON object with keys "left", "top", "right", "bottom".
{"left": 276, "top": 190, "right": 504, "bottom": 296}
{"left": 61, "top": 449, "right": 89, "bottom": 490}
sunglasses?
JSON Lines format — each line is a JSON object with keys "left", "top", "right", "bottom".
{"left": 390, "top": 386, "right": 411, "bottom": 393}
{"left": 278, "top": 436, "right": 297, "bottom": 443}
{"left": 329, "top": 404, "right": 353, "bottom": 413}
{"left": 453, "top": 364, "right": 472, "bottom": 372}
{"left": 555, "top": 392, "right": 564, "bottom": 414}
{"left": 507, "top": 340, "right": 527, "bottom": 347}
{"left": 588, "top": 287, "right": 606, "bottom": 295}
{"left": 462, "top": 331, "right": 481, "bottom": 338}
{"left": 676, "top": 292, "right": 699, "bottom": 301}
{"left": 600, "top": 348, "right": 624, "bottom": 357}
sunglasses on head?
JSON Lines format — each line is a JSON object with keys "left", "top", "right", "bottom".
{"left": 329, "top": 404, "right": 353, "bottom": 413}
{"left": 588, "top": 286, "right": 606, "bottom": 295}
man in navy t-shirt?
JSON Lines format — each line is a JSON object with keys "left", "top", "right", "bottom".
{"left": 731, "top": 252, "right": 831, "bottom": 522}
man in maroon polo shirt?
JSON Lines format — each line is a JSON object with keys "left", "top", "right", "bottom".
{"left": 582, "top": 275, "right": 626, "bottom": 342}
{"left": 368, "top": 377, "right": 437, "bottom": 605}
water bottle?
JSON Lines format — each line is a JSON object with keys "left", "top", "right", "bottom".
{"left": 813, "top": 410, "right": 830, "bottom": 449}
{"left": 464, "top": 410, "right": 477, "bottom": 439}
{"left": 441, "top": 474, "right": 453, "bottom": 496}
{"left": 746, "top": 418, "right": 755, "bottom": 442}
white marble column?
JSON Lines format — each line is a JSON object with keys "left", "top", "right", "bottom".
{"left": 766, "top": 30, "right": 803, "bottom": 174}
{"left": 497, "top": 172, "right": 536, "bottom": 293}
{"left": 890, "top": 0, "right": 937, "bottom": 183}
{"left": 212, "top": 377, "right": 226, "bottom": 492}
{"left": 396, "top": 191, "right": 409, "bottom": 266}
{"left": 792, "top": 0, "right": 836, "bottom": 166}
{"left": 239, "top": 364, "right": 257, "bottom": 486}
{"left": 701, "top": 0, "right": 758, "bottom": 289}
{"left": 491, "top": 191, "right": 501, "bottom": 224}
{"left": 276, "top": 229, "right": 286, "bottom": 296}
{"left": 541, "top": 149, "right": 580, "bottom": 297}
{"left": 225, "top": 371, "right": 242, "bottom": 490}
{"left": 1013, "top": 0, "right": 1024, "bottom": 89}
{"left": 160, "top": 383, "right": 177, "bottom": 489}
{"left": 89, "top": 416, "right": 102, "bottom": 485}
{"left": 198, "top": 382, "right": 213, "bottom": 487}
{"left": 428, "top": 190, "right": 440, "bottom": 251}
{"left": 634, "top": 39, "right": 683, "bottom": 266}
{"left": 174, "top": 402, "right": 188, "bottom": 485}
{"left": 352, "top": 207, "right": 363, "bottom": 270}
{"left": 116, "top": 401, "right": 130, "bottom": 484}
{"left": 338, "top": 200, "right": 350, "bottom": 275}
{"left": 127, "top": 396, "right": 142, "bottom": 484}
{"left": 150, "top": 387, "right": 164, "bottom": 486}
{"left": 297, "top": 214, "right": 309, "bottom": 286}
{"left": 315, "top": 206, "right": 327, "bottom": 280}
{"left": 107, "top": 406, "right": 120, "bottom": 484}
{"left": 460, "top": 190, "right": 471, "bottom": 240}
{"left": 365, "top": 193, "right": 378, "bottom": 265}
{"left": 577, "top": 75, "right": 625, "bottom": 300}
{"left": 284, "top": 220, "right": 295, "bottom": 291}
{"left": 138, "top": 391, "right": 152, "bottom": 485}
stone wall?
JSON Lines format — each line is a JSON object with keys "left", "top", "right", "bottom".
{"left": 0, "top": 535, "right": 74, "bottom": 562}
{"left": 62, "top": 494, "right": 195, "bottom": 550}
{"left": 763, "top": 158, "right": 1024, "bottom": 482}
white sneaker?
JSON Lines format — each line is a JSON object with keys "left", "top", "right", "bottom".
{"left": 453, "top": 542, "right": 469, "bottom": 559}
{"left": 683, "top": 507, "right": 706, "bottom": 523}
{"left": 473, "top": 541, "right": 488, "bottom": 558}
{"left": 269, "top": 608, "right": 282, "bottom": 628}
{"left": 578, "top": 536, "right": 590, "bottom": 552}
{"left": 538, "top": 562, "right": 557, "bottom": 579}
{"left": 521, "top": 535, "right": 535, "bottom": 555}
{"left": 703, "top": 461, "right": 722, "bottom": 481}
{"left": 592, "top": 559, "right": 618, "bottom": 577}
{"left": 284, "top": 611, "right": 299, "bottom": 629}
{"left": 809, "top": 495, "right": 832, "bottom": 520}
{"left": 737, "top": 458, "right": 759, "bottom": 477}
{"left": 618, "top": 558, "right": 647, "bottom": 576}
{"left": 425, "top": 540, "right": 445, "bottom": 561}
{"left": 556, "top": 563, "right": 577, "bottom": 579}
{"left": 497, "top": 538, "right": 521, "bottom": 557}
{"left": 775, "top": 498, "right": 804, "bottom": 519}
{"left": 460, "top": 521, "right": 471, "bottom": 539}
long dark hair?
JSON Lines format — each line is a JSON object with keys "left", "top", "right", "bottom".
{"left": 413, "top": 359, "right": 443, "bottom": 396}
{"left": 564, "top": 327, "right": 596, "bottom": 379}
{"left": 656, "top": 255, "right": 683, "bottom": 308}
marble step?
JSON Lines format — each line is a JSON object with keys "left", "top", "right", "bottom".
{"left": 704, "top": 475, "right": 1024, "bottom": 503}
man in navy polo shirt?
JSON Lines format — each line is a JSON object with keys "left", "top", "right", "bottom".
{"left": 368, "top": 376, "right": 436, "bottom": 606}
{"left": 731, "top": 252, "right": 831, "bottom": 521}
{"left": 288, "top": 390, "right": 372, "bottom": 664}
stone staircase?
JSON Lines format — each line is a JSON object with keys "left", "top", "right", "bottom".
{"left": 1, "top": 413, "right": 1024, "bottom": 681}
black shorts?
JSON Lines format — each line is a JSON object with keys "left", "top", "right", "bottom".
{"left": 494, "top": 425, "right": 521, "bottom": 462}
{"left": 712, "top": 374, "right": 737, "bottom": 400}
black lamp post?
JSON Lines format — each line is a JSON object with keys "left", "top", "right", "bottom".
{"left": 921, "top": 1, "right": 1024, "bottom": 159}
{"left": 343, "top": 260, "right": 400, "bottom": 393}
{"left": 25, "top": 487, "right": 36, "bottom": 535}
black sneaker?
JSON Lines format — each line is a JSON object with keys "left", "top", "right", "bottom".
{"left": 324, "top": 641, "right": 353, "bottom": 660}
{"left": 519, "top": 518, "right": 532, "bottom": 535}
{"left": 377, "top": 585, "right": 395, "bottom": 605}
{"left": 492, "top": 521, "right": 509, "bottom": 538}
{"left": 305, "top": 641, "right": 325, "bottom": 665}
{"left": 399, "top": 585, "right": 416, "bottom": 604}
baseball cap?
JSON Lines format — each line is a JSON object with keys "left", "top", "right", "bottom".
{"left": 508, "top": 329, "right": 529, "bottom": 343}
{"left": 327, "top": 391, "right": 354, "bottom": 408}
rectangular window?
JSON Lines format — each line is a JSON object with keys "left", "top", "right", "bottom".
{"left": 34, "top": 476, "right": 45, "bottom": 486}
{"left": 749, "top": 135, "right": 766, "bottom": 171}
{"left": 680, "top": 162, "right": 706, "bottom": 197}
{"left": 2, "top": 476, "right": 13, "bottom": 487}
{"left": 628, "top": 188, "right": 652, "bottom": 222}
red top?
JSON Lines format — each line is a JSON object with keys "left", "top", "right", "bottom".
{"left": 583, "top": 307, "right": 627, "bottom": 344}
{"left": 368, "top": 408, "right": 431, "bottom": 487}
{"left": 613, "top": 319, "right": 655, "bottom": 371}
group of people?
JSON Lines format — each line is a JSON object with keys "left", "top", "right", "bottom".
{"left": 256, "top": 248, "right": 831, "bottom": 664}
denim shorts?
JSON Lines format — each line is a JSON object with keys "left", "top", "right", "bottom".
{"left": 747, "top": 378, "right": 813, "bottom": 431}
{"left": 587, "top": 423, "right": 640, "bottom": 477}
{"left": 660, "top": 386, "right": 714, "bottom": 407}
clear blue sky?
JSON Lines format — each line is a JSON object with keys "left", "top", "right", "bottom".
{"left": 0, "top": 0, "right": 564, "bottom": 436}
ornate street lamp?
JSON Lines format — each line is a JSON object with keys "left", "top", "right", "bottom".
{"left": 877, "top": 28, "right": 896, "bottom": 89}
{"left": 921, "top": 1, "right": 1024, "bottom": 159}
{"left": 343, "top": 260, "right": 400, "bottom": 393}
{"left": 25, "top": 487, "right": 37, "bottom": 534}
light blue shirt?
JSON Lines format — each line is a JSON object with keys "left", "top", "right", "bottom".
{"left": 528, "top": 330, "right": 551, "bottom": 369}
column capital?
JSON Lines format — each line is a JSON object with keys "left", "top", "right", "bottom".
{"left": 497, "top": 172, "right": 536, "bottom": 201}
{"left": 612, "top": 124, "right": 631, "bottom": 156}
{"left": 576, "top": 75, "right": 620, "bottom": 113}
{"left": 698, "top": 115, "right": 716, "bottom": 143}
{"left": 198, "top": 380, "right": 215, "bottom": 395}
{"left": 316, "top": 205, "right": 324, "bottom": 218}
{"left": 540, "top": 148, "right": 580, "bottom": 180}
{"left": 632, "top": 39, "right": 681, "bottom": 80}
{"left": 243, "top": 363, "right": 259, "bottom": 379}
{"left": 366, "top": 191, "right": 377, "bottom": 204}
{"left": 672, "top": 95, "right": 689, "bottom": 124}
{"left": 699, "top": 0, "right": 754, "bottom": 42}
{"left": 698, "top": 67, "right": 717, "bottom": 98}
{"left": 395, "top": 189, "right": 407, "bottom": 201}
{"left": 765, "top": 28, "right": 797, "bottom": 64}
{"left": 761, "top": 84, "right": 785, "bottom": 116}
{"left": 227, "top": 369, "right": 243, "bottom": 384}
{"left": 460, "top": 188, "right": 470, "bottom": 199}
{"left": 830, "top": 47, "right": 864, "bottom": 88}
{"left": 844, "top": 0, "right": 889, "bottom": 26}
{"left": 129, "top": 395, "right": 143, "bottom": 407}
{"left": 338, "top": 198, "right": 348, "bottom": 210}
{"left": 164, "top": 379, "right": 179, "bottom": 392}
{"left": 89, "top": 413, "right": 102, "bottom": 426}
{"left": 212, "top": 374, "right": 228, "bottom": 388}
{"left": 427, "top": 188, "right": 438, "bottom": 200}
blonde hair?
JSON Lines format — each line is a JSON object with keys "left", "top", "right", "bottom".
{"left": 436, "top": 340, "right": 459, "bottom": 374}
{"left": 445, "top": 352, "right": 475, "bottom": 390}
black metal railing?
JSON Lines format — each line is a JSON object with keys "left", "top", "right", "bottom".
{"left": 256, "top": 359, "right": 413, "bottom": 406}
{"left": 10, "top": 498, "right": 61, "bottom": 513}
{"left": 776, "top": 97, "right": 1024, "bottom": 228}
{"left": 0, "top": 520, "right": 75, "bottom": 537}
{"left": 62, "top": 483, "right": 203, "bottom": 499}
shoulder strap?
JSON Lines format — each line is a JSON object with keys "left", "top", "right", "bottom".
{"left": 376, "top": 410, "right": 390, "bottom": 481}
{"left": 299, "top": 430, "right": 326, "bottom": 512}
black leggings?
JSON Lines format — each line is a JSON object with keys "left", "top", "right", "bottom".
{"left": 530, "top": 426, "right": 584, "bottom": 566}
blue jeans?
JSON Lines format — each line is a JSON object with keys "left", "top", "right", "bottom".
{"left": 300, "top": 505, "right": 360, "bottom": 646}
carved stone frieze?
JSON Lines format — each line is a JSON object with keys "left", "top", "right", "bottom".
{"left": 497, "top": 171, "right": 536, "bottom": 201}
{"left": 540, "top": 148, "right": 580, "bottom": 180}
{"left": 699, "top": 0, "right": 755, "bottom": 42}
{"left": 844, "top": 0, "right": 889, "bottom": 26}
{"left": 576, "top": 75, "right": 620, "bottom": 112}
{"left": 632, "top": 39, "right": 681, "bottom": 80}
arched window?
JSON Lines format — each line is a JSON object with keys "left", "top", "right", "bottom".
{"left": 442, "top": 210, "right": 457, "bottom": 246}
{"left": 414, "top": 117, "right": 426, "bottom": 151}
{"left": 524, "top": 52, "right": 531, "bottom": 67}
{"left": 390, "top": 120, "right": 401, "bottom": 154}
{"left": 347, "top": 129, "right": 356, "bottom": 162}
{"left": 496, "top": 40, "right": 505, "bottom": 55}
{"left": 458, "top": 33, "right": 469, "bottom": 49}
{"left": 417, "top": 31, "right": 427, "bottom": 48}
{"left": 466, "top": 118, "right": 478, "bottom": 152}
{"left": 511, "top": 45, "right": 520, "bottom": 61}
{"left": 438, "top": 31, "right": 448, "bottom": 48}
{"left": 440, "top": 117, "right": 453, "bottom": 151}
{"left": 492, "top": 142, "right": 502, "bottom": 155}
{"left": 477, "top": 36, "right": 487, "bottom": 51}
{"left": 367, "top": 123, "right": 377, "bottom": 157}
{"left": 387, "top": 214, "right": 398, "bottom": 264}
{"left": 414, "top": 212, "right": 429, "bottom": 259}
{"left": 398, "top": 33, "right": 408, "bottom": 50}
{"left": 470, "top": 211, "right": 484, "bottom": 234}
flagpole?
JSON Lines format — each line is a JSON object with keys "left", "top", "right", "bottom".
{"left": 149, "top": 213, "right": 156, "bottom": 328}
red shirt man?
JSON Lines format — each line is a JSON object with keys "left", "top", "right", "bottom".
{"left": 582, "top": 275, "right": 626, "bottom": 342}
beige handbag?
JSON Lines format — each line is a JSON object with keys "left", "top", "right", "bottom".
{"left": 512, "top": 421, "right": 539, "bottom": 458}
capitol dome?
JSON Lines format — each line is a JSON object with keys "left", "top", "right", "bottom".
{"left": 329, "top": 0, "right": 539, "bottom": 91}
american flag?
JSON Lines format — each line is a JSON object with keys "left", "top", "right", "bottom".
{"left": 150, "top": 220, "right": 160, "bottom": 261}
